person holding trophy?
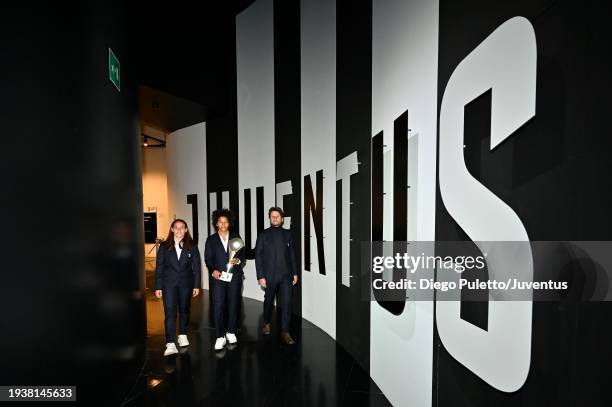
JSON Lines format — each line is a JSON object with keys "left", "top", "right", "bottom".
{"left": 204, "top": 208, "right": 245, "bottom": 351}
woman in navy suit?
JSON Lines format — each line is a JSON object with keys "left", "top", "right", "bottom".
{"left": 155, "top": 219, "right": 202, "bottom": 356}
{"left": 204, "top": 208, "right": 245, "bottom": 351}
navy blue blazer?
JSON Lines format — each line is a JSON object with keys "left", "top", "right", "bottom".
{"left": 255, "top": 226, "right": 298, "bottom": 280}
{"left": 204, "top": 232, "right": 246, "bottom": 276}
{"left": 155, "top": 242, "right": 202, "bottom": 290}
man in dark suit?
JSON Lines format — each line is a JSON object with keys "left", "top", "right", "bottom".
{"left": 255, "top": 207, "right": 298, "bottom": 344}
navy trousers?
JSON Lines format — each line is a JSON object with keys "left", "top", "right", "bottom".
{"left": 263, "top": 275, "right": 292, "bottom": 332}
{"left": 211, "top": 274, "right": 243, "bottom": 338}
{"left": 162, "top": 284, "right": 193, "bottom": 343}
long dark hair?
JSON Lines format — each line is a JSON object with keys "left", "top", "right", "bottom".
{"left": 162, "top": 218, "right": 194, "bottom": 250}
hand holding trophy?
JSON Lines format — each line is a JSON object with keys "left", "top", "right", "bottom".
{"left": 220, "top": 238, "right": 245, "bottom": 282}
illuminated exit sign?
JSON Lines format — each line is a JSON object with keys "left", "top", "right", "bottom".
{"left": 108, "top": 48, "right": 120, "bottom": 91}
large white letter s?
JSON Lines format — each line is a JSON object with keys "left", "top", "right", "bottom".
{"left": 437, "top": 16, "right": 536, "bottom": 392}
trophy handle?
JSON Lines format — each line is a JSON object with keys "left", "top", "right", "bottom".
{"left": 226, "top": 242, "right": 244, "bottom": 273}
{"left": 226, "top": 251, "right": 237, "bottom": 273}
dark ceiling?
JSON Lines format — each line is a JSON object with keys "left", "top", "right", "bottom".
{"left": 134, "top": 0, "right": 256, "bottom": 130}
{"left": 139, "top": 86, "right": 207, "bottom": 134}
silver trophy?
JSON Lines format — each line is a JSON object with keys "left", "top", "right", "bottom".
{"left": 225, "top": 237, "right": 245, "bottom": 273}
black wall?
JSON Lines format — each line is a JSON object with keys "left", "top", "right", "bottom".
{"left": 274, "top": 0, "right": 303, "bottom": 316}
{"left": 336, "top": 0, "right": 372, "bottom": 370}
{"left": 2, "top": 2, "right": 145, "bottom": 404}
{"left": 135, "top": 3, "right": 247, "bottom": 117}
{"left": 434, "top": 0, "right": 612, "bottom": 405}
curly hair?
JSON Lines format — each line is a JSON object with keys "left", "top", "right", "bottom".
{"left": 212, "top": 208, "right": 235, "bottom": 231}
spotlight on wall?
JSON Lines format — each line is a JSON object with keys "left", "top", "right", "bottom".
{"left": 143, "top": 136, "right": 148, "bottom": 147}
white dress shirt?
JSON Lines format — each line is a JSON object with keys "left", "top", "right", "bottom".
{"left": 219, "top": 233, "right": 229, "bottom": 253}
{"left": 174, "top": 240, "right": 182, "bottom": 260}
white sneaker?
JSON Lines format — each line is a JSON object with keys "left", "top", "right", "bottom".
{"left": 226, "top": 333, "right": 237, "bottom": 344}
{"left": 214, "top": 336, "right": 227, "bottom": 351}
{"left": 177, "top": 334, "right": 189, "bottom": 347}
{"left": 164, "top": 343, "right": 179, "bottom": 356}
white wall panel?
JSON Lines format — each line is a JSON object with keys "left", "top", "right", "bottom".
{"left": 300, "top": 0, "right": 337, "bottom": 338}
{"left": 166, "top": 122, "right": 208, "bottom": 290}
{"left": 236, "top": 0, "right": 276, "bottom": 301}
{"left": 370, "top": 0, "right": 439, "bottom": 406}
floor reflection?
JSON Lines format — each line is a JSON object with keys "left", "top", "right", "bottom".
{"left": 123, "top": 258, "right": 389, "bottom": 406}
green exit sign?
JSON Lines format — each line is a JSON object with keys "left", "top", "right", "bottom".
{"left": 108, "top": 48, "right": 120, "bottom": 91}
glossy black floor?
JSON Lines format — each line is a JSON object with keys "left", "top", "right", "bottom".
{"left": 122, "top": 259, "right": 390, "bottom": 407}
